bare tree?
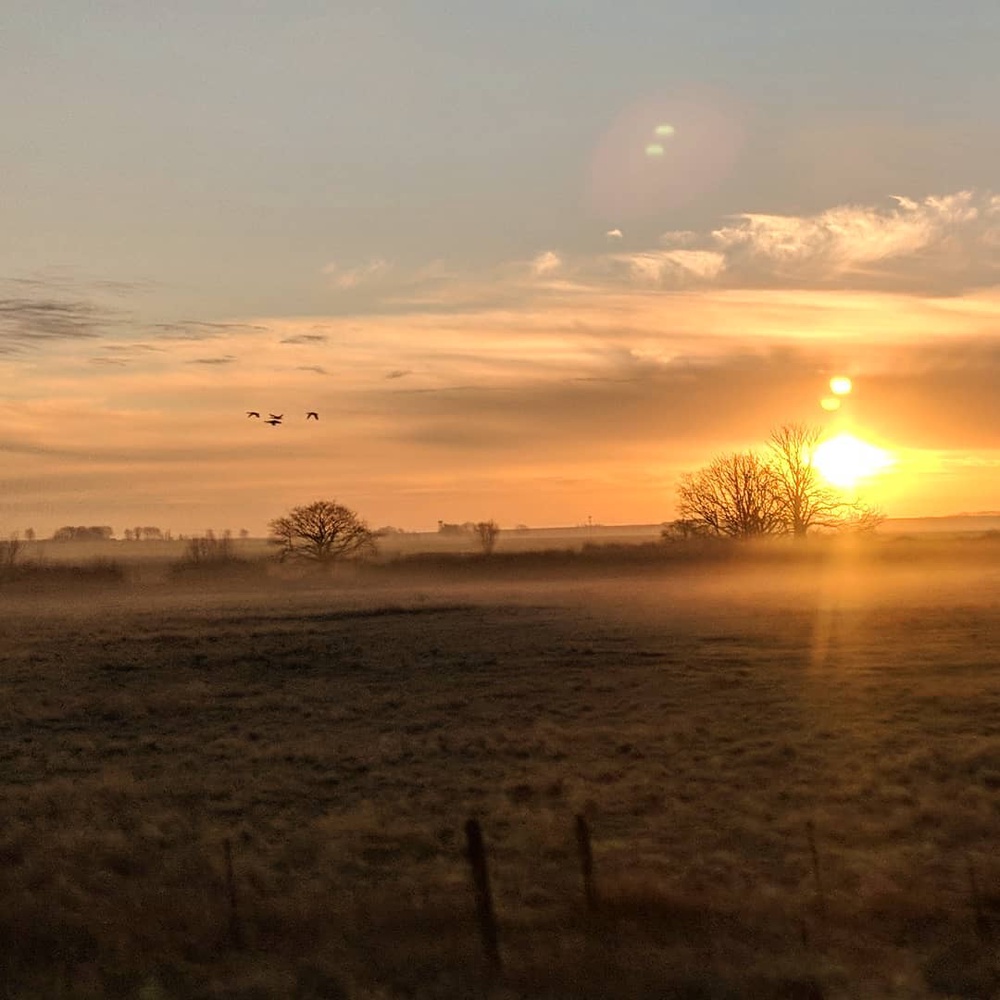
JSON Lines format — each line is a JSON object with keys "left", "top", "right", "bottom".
{"left": 768, "top": 423, "right": 846, "bottom": 539}
{"left": 474, "top": 520, "right": 500, "bottom": 554}
{"left": 677, "top": 451, "right": 785, "bottom": 539}
{"left": 0, "top": 535, "right": 23, "bottom": 580}
{"left": 268, "top": 500, "right": 377, "bottom": 566}
{"left": 660, "top": 518, "right": 708, "bottom": 541}
{"left": 769, "top": 423, "right": 884, "bottom": 538}
{"left": 678, "top": 428, "right": 886, "bottom": 541}
{"left": 838, "top": 503, "right": 886, "bottom": 534}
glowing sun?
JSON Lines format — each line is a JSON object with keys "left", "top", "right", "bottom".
{"left": 813, "top": 433, "right": 894, "bottom": 489}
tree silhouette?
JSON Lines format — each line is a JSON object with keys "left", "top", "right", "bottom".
{"left": 677, "top": 452, "right": 785, "bottom": 539}
{"left": 474, "top": 520, "right": 500, "bottom": 554}
{"left": 268, "top": 501, "right": 377, "bottom": 565}
{"left": 676, "top": 425, "right": 884, "bottom": 539}
{"left": 768, "top": 424, "right": 883, "bottom": 537}
{"left": 768, "top": 423, "right": 847, "bottom": 539}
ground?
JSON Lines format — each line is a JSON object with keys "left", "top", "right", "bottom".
{"left": 0, "top": 541, "right": 997, "bottom": 998}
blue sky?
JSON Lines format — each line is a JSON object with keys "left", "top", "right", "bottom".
{"left": 2, "top": 2, "right": 999, "bottom": 533}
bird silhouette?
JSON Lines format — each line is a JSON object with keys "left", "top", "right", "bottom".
{"left": 269, "top": 413, "right": 283, "bottom": 420}
{"left": 265, "top": 418, "right": 282, "bottom": 426}
{"left": 246, "top": 411, "right": 260, "bottom": 418}
{"left": 306, "top": 411, "right": 319, "bottom": 420}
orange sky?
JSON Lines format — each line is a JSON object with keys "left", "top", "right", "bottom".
{"left": 3, "top": 193, "right": 999, "bottom": 535}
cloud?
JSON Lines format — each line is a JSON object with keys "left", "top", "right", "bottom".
{"left": 280, "top": 333, "right": 328, "bottom": 344}
{"left": 386, "top": 369, "right": 412, "bottom": 379}
{"left": 704, "top": 190, "right": 999, "bottom": 291}
{"left": 605, "top": 229, "right": 623, "bottom": 240}
{"left": 323, "top": 258, "right": 390, "bottom": 290}
{"left": 186, "top": 355, "right": 237, "bottom": 365}
{"left": 151, "top": 320, "right": 269, "bottom": 340}
{"left": 531, "top": 251, "right": 561, "bottom": 277}
{"left": 530, "top": 190, "right": 1000, "bottom": 296}
{"left": 615, "top": 249, "right": 726, "bottom": 284}
{"left": 0, "top": 297, "right": 113, "bottom": 353}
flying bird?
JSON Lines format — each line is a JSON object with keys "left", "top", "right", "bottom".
{"left": 265, "top": 418, "right": 282, "bottom": 426}
{"left": 306, "top": 411, "right": 319, "bottom": 420}
{"left": 268, "top": 413, "right": 283, "bottom": 420}
{"left": 246, "top": 411, "right": 260, "bottom": 418}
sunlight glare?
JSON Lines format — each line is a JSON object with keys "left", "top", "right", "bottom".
{"left": 813, "top": 433, "right": 894, "bottom": 489}
{"left": 830, "top": 376, "right": 853, "bottom": 395}
{"left": 655, "top": 123, "right": 676, "bottom": 137}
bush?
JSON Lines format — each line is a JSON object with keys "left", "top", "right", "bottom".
{"left": 182, "top": 531, "right": 236, "bottom": 566}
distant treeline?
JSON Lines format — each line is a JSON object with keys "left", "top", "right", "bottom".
{"left": 51, "top": 525, "right": 166, "bottom": 542}
{"left": 45, "top": 526, "right": 252, "bottom": 542}
{"left": 52, "top": 525, "right": 116, "bottom": 541}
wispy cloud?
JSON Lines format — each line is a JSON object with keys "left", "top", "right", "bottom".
{"left": 0, "top": 297, "right": 114, "bottom": 353}
{"left": 151, "top": 320, "right": 269, "bottom": 340}
{"left": 280, "top": 333, "right": 328, "bottom": 344}
{"left": 688, "top": 191, "right": 997, "bottom": 292}
{"left": 186, "top": 355, "right": 237, "bottom": 365}
{"left": 323, "top": 258, "right": 390, "bottom": 290}
{"left": 531, "top": 251, "right": 561, "bottom": 277}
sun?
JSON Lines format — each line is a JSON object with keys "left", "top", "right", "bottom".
{"left": 812, "top": 433, "right": 894, "bottom": 490}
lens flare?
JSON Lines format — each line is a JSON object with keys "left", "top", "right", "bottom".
{"left": 586, "top": 88, "right": 745, "bottom": 220}
{"left": 820, "top": 397, "right": 841, "bottom": 412}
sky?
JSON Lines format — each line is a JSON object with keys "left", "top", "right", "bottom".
{"left": 3, "top": 1, "right": 999, "bottom": 535}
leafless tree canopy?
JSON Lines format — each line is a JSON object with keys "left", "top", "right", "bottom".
{"left": 677, "top": 425, "right": 884, "bottom": 540}
{"left": 474, "top": 519, "right": 500, "bottom": 554}
{"left": 268, "top": 500, "right": 377, "bottom": 564}
{"left": 0, "top": 535, "right": 24, "bottom": 579}
{"left": 677, "top": 451, "right": 785, "bottom": 539}
{"left": 768, "top": 423, "right": 848, "bottom": 538}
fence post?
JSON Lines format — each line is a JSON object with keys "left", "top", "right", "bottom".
{"left": 464, "top": 818, "right": 501, "bottom": 976}
{"left": 224, "top": 837, "right": 243, "bottom": 949}
{"left": 806, "top": 820, "right": 826, "bottom": 917}
{"left": 575, "top": 814, "right": 598, "bottom": 912}
{"left": 966, "top": 855, "right": 989, "bottom": 942}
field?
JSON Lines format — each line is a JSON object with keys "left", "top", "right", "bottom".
{"left": 1, "top": 540, "right": 998, "bottom": 998}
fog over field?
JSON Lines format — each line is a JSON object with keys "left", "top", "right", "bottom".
{"left": 1, "top": 541, "right": 997, "bottom": 998}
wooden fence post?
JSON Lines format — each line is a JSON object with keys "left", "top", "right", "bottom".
{"left": 966, "top": 855, "right": 990, "bottom": 942}
{"left": 575, "top": 814, "right": 598, "bottom": 912}
{"left": 806, "top": 820, "right": 826, "bottom": 916}
{"left": 464, "top": 818, "right": 501, "bottom": 976}
{"left": 224, "top": 837, "right": 243, "bottom": 949}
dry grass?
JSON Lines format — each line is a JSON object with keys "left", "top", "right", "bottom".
{"left": 0, "top": 542, "right": 997, "bottom": 998}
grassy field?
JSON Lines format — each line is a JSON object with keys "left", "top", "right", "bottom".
{"left": 0, "top": 540, "right": 997, "bottom": 998}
